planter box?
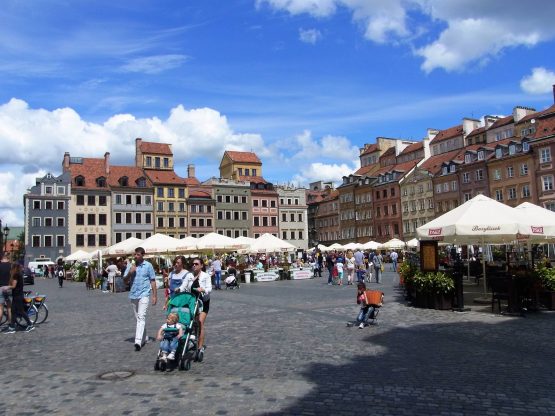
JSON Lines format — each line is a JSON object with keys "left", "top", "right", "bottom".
{"left": 539, "top": 291, "right": 555, "bottom": 310}
{"left": 433, "top": 294, "right": 453, "bottom": 310}
{"left": 414, "top": 290, "right": 432, "bottom": 308}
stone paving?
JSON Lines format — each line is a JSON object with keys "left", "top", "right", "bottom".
{"left": 0, "top": 270, "right": 553, "bottom": 415}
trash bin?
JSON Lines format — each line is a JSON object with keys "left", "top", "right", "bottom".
{"left": 244, "top": 271, "right": 251, "bottom": 284}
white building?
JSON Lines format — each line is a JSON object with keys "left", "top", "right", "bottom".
{"left": 276, "top": 185, "right": 308, "bottom": 250}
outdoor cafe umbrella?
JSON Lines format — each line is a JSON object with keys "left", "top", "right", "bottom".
{"left": 381, "top": 238, "right": 406, "bottom": 250}
{"left": 102, "top": 237, "right": 143, "bottom": 257}
{"left": 417, "top": 194, "right": 531, "bottom": 295}
{"left": 64, "top": 250, "right": 93, "bottom": 262}
{"left": 195, "top": 232, "right": 245, "bottom": 251}
{"left": 246, "top": 233, "right": 296, "bottom": 253}
{"left": 362, "top": 241, "right": 381, "bottom": 250}
{"left": 406, "top": 238, "right": 419, "bottom": 248}
{"left": 514, "top": 202, "right": 555, "bottom": 241}
{"left": 327, "top": 243, "right": 344, "bottom": 251}
{"left": 140, "top": 233, "right": 181, "bottom": 254}
{"left": 174, "top": 236, "right": 198, "bottom": 252}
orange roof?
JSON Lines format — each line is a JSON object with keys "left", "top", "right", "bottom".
{"left": 188, "top": 190, "right": 212, "bottom": 199}
{"left": 489, "top": 115, "right": 513, "bottom": 129}
{"left": 145, "top": 170, "right": 198, "bottom": 186}
{"left": 373, "top": 160, "right": 420, "bottom": 179}
{"left": 399, "top": 142, "right": 423, "bottom": 154}
{"left": 355, "top": 163, "right": 380, "bottom": 175}
{"left": 67, "top": 158, "right": 109, "bottom": 190}
{"left": 139, "top": 141, "right": 173, "bottom": 155}
{"left": 430, "top": 125, "right": 464, "bottom": 143}
{"left": 466, "top": 126, "right": 486, "bottom": 137}
{"left": 533, "top": 113, "right": 555, "bottom": 139}
{"left": 238, "top": 175, "right": 267, "bottom": 184}
{"left": 419, "top": 149, "right": 463, "bottom": 175}
{"left": 360, "top": 143, "right": 379, "bottom": 156}
{"left": 517, "top": 104, "right": 555, "bottom": 123}
{"left": 321, "top": 189, "right": 339, "bottom": 202}
{"left": 108, "top": 166, "right": 152, "bottom": 188}
{"left": 380, "top": 147, "right": 395, "bottom": 158}
{"left": 225, "top": 151, "right": 261, "bottom": 164}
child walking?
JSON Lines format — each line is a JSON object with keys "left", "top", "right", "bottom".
{"left": 156, "top": 312, "right": 184, "bottom": 361}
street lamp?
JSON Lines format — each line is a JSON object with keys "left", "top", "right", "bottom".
{"left": 2, "top": 223, "right": 9, "bottom": 252}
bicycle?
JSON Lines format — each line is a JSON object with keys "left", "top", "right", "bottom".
{"left": 24, "top": 291, "right": 49, "bottom": 325}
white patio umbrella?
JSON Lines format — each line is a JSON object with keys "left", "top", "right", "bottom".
{"left": 343, "top": 242, "right": 362, "bottom": 251}
{"left": 195, "top": 232, "right": 244, "bottom": 251}
{"left": 140, "top": 233, "right": 181, "bottom": 254}
{"left": 317, "top": 243, "right": 329, "bottom": 251}
{"left": 362, "top": 241, "right": 381, "bottom": 250}
{"left": 514, "top": 202, "right": 555, "bottom": 241}
{"left": 417, "top": 194, "right": 535, "bottom": 295}
{"left": 406, "top": 238, "right": 419, "bottom": 248}
{"left": 174, "top": 236, "right": 198, "bottom": 252}
{"left": 102, "top": 237, "right": 143, "bottom": 257}
{"left": 247, "top": 233, "right": 296, "bottom": 253}
{"left": 327, "top": 243, "right": 344, "bottom": 251}
{"left": 382, "top": 238, "right": 406, "bottom": 250}
{"left": 64, "top": 250, "right": 93, "bottom": 261}
{"left": 235, "top": 236, "right": 256, "bottom": 246}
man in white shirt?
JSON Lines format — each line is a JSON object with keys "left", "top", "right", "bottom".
{"left": 390, "top": 250, "right": 399, "bottom": 272}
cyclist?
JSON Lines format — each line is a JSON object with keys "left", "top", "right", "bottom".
{"left": 2, "top": 263, "right": 34, "bottom": 333}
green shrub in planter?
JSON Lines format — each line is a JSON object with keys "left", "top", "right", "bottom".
{"left": 535, "top": 265, "right": 555, "bottom": 291}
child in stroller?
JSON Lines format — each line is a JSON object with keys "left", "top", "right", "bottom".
{"left": 156, "top": 312, "right": 184, "bottom": 363}
{"left": 224, "top": 266, "right": 240, "bottom": 290}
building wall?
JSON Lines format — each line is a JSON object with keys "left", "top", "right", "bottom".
{"left": 315, "top": 197, "right": 340, "bottom": 243}
{"left": 68, "top": 189, "right": 112, "bottom": 250}
{"left": 211, "top": 180, "right": 251, "bottom": 238}
{"left": 111, "top": 189, "right": 155, "bottom": 242}
{"left": 251, "top": 190, "right": 279, "bottom": 238}
{"left": 353, "top": 183, "right": 374, "bottom": 243}
{"left": 373, "top": 181, "right": 402, "bottom": 242}
{"left": 152, "top": 184, "right": 188, "bottom": 237}
{"left": 338, "top": 181, "right": 356, "bottom": 243}
{"left": 432, "top": 172, "right": 460, "bottom": 217}
{"left": 277, "top": 187, "right": 308, "bottom": 249}
{"left": 400, "top": 169, "right": 434, "bottom": 240}
{"left": 488, "top": 154, "right": 536, "bottom": 207}
{"left": 534, "top": 137, "right": 555, "bottom": 210}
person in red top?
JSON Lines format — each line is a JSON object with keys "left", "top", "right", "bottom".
{"left": 354, "top": 282, "right": 375, "bottom": 329}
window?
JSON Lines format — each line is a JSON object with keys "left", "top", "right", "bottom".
{"left": 509, "top": 145, "right": 516, "bottom": 155}
{"left": 508, "top": 188, "right": 517, "bottom": 200}
{"left": 252, "top": 169, "right": 257, "bottom": 176}
{"left": 520, "top": 164, "right": 528, "bottom": 176}
{"left": 464, "top": 192, "right": 472, "bottom": 202}
{"left": 155, "top": 157, "right": 160, "bottom": 168}
{"left": 87, "top": 234, "right": 96, "bottom": 247}
{"left": 494, "top": 169, "right": 501, "bottom": 180}
{"left": 495, "top": 148, "right": 503, "bottom": 159}
{"left": 451, "top": 181, "right": 457, "bottom": 191}
{"left": 57, "top": 186, "right": 65, "bottom": 195}
{"left": 96, "top": 177, "right": 106, "bottom": 187}
{"left": 98, "top": 196, "right": 106, "bottom": 206}
{"left": 522, "top": 142, "right": 530, "bottom": 152}
{"left": 86, "top": 195, "right": 95, "bottom": 206}
{"left": 45, "top": 186, "right": 53, "bottom": 195}
{"left": 76, "top": 195, "right": 84, "bottom": 205}
{"left": 282, "top": 231, "right": 287, "bottom": 240}
{"left": 290, "top": 213, "right": 295, "bottom": 222}
{"left": 137, "top": 177, "right": 146, "bottom": 188}
{"left": 75, "top": 176, "right": 85, "bottom": 186}
{"left": 290, "top": 231, "right": 296, "bottom": 240}
{"left": 522, "top": 185, "right": 531, "bottom": 198}
{"left": 157, "top": 187, "right": 164, "bottom": 197}
{"left": 436, "top": 184, "right": 441, "bottom": 194}
{"left": 465, "top": 154, "right": 471, "bottom": 164}
{"left": 242, "top": 196, "right": 247, "bottom": 204}
{"left": 254, "top": 217, "right": 260, "bottom": 227}
{"left": 383, "top": 189, "right": 387, "bottom": 198}
{"left": 115, "top": 213, "right": 122, "bottom": 224}
{"left": 540, "top": 148, "right": 551, "bottom": 163}
{"left": 476, "top": 169, "right": 484, "bottom": 181}
{"left": 262, "top": 200, "right": 267, "bottom": 207}
{"left": 125, "top": 213, "right": 132, "bottom": 224}
{"left": 99, "top": 234, "right": 107, "bottom": 246}
{"left": 57, "top": 235, "right": 64, "bottom": 247}
{"left": 462, "top": 172, "right": 470, "bottom": 183}
{"left": 99, "top": 214, "right": 107, "bottom": 225}
{"left": 76, "top": 214, "right": 85, "bottom": 225}
{"left": 157, "top": 217, "right": 164, "bottom": 228}
{"left": 450, "top": 165, "right": 456, "bottom": 173}
{"left": 443, "top": 183, "right": 449, "bottom": 192}
{"left": 507, "top": 166, "right": 514, "bottom": 178}
{"left": 242, "top": 212, "right": 247, "bottom": 220}
{"left": 442, "top": 166, "right": 448, "bottom": 175}
{"left": 135, "top": 195, "right": 142, "bottom": 205}
{"left": 495, "top": 189, "right": 503, "bottom": 201}
{"left": 477, "top": 150, "right": 484, "bottom": 161}
{"left": 168, "top": 218, "right": 175, "bottom": 228}
{"left": 253, "top": 200, "right": 259, "bottom": 207}
{"left": 44, "top": 200, "right": 53, "bottom": 210}
{"left": 271, "top": 217, "right": 277, "bottom": 226}
{"left": 168, "top": 202, "right": 175, "bottom": 212}
{"left": 157, "top": 202, "right": 164, "bottom": 211}
{"left": 57, "top": 201, "right": 65, "bottom": 210}
{"left": 125, "top": 194, "right": 133, "bottom": 205}
{"left": 542, "top": 175, "right": 554, "bottom": 191}
{"left": 76, "top": 234, "right": 85, "bottom": 247}
{"left": 168, "top": 188, "right": 175, "bottom": 198}
{"left": 298, "top": 213, "right": 303, "bottom": 222}
{"left": 57, "top": 217, "right": 64, "bottom": 227}
{"left": 43, "top": 217, "right": 52, "bottom": 227}
{"left": 245, "top": 168, "right": 250, "bottom": 176}
{"left": 88, "top": 214, "right": 96, "bottom": 225}
{"left": 164, "top": 158, "right": 169, "bottom": 168}
{"left": 116, "top": 194, "right": 122, "bottom": 205}
{"left": 218, "top": 211, "right": 224, "bottom": 220}
{"left": 262, "top": 217, "right": 268, "bottom": 227}
{"left": 270, "top": 200, "right": 276, "bottom": 208}
{"left": 179, "top": 217, "right": 185, "bottom": 228}
{"left": 33, "top": 200, "right": 41, "bottom": 210}
{"left": 225, "top": 211, "right": 232, "bottom": 220}
{"left": 178, "top": 189, "right": 185, "bottom": 199}
{"left": 145, "top": 213, "right": 151, "bottom": 224}
{"left": 32, "top": 217, "right": 41, "bottom": 227}
{"left": 146, "top": 156, "right": 152, "bottom": 167}
{"left": 238, "top": 168, "right": 243, "bottom": 176}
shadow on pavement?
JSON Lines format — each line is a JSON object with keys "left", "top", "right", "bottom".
{"left": 262, "top": 315, "right": 554, "bottom": 415}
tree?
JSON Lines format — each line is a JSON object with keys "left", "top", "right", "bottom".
{"left": 13, "top": 231, "right": 25, "bottom": 264}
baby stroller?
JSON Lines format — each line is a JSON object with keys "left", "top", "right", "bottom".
{"left": 224, "top": 268, "right": 240, "bottom": 290}
{"left": 155, "top": 291, "right": 203, "bottom": 372}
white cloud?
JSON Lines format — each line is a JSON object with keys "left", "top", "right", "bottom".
{"left": 257, "top": 0, "right": 555, "bottom": 72}
{"left": 521, "top": 67, "right": 555, "bottom": 95}
{"left": 120, "top": 54, "right": 189, "bottom": 74}
{"left": 293, "top": 162, "right": 356, "bottom": 186}
{"left": 284, "top": 130, "right": 359, "bottom": 162}
{"left": 299, "top": 28, "right": 322, "bottom": 44}
{"left": 0, "top": 169, "right": 47, "bottom": 226}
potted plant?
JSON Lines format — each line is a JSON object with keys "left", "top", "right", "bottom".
{"left": 412, "top": 272, "right": 433, "bottom": 308}
{"left": 535, "top": 265, "right": 555, "bottom": 310}
{"left": 398, "top": 261, "right": 416, "bottom": 286}
{"left": 431, "top": 271, "right": 454, "bottom": 310}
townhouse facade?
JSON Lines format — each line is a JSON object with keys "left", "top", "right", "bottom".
{"left": 277, "top": 185, "right": 308, "bottom": 249}
{"left": 314, "top": 190, "right": 340, "bottom": 244}
{"left": 23, "top": 172, "right": 71, "bottom": 263}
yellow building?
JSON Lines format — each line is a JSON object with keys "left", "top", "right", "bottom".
{"left": 219, "top": 151, "right": 262, "bottom": 180}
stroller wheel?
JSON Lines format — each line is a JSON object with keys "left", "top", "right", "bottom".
{"left": 179, "top": 358, "right": 185, "bottom": 371}
{"left": 154, "top": 360, "right": 160, "bottom": 371}
{"left": 184, "top": 359, "right": 191, "bottom": 371}
{"left": 160, "top": 360, "right": 167, "bottom": 372}
{"left": 197, "top": 350, "right": 204, "bottom": 363}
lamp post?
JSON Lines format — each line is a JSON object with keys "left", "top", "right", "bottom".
{"left": 2, "top": 223, "right": 9, "bottom": 253}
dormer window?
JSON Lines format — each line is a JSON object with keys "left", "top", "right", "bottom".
{"left": 477, "top": 150, "right": 484, "bottom": 161}
{"left": 522, "top": 141, "right": 530, "bottom": 152}
{"left": 509, "top": 145, "right": 516, "bottom": 155}
{"left": 136, "top": 177, "right": 146, "bottom": 187}
{"left": 465, "top": 154, "right": 471, "bottom": 164}
{"left": 119, "top": 176, "right": 129, "bottom": 187}
{"left": 75, "top": 175, "right": 85, "bottom": 186}
{"left": 442, "top": 166, "right": 448, "bottom": 175}
{"left": 450, "top": 164, "right": 456, "bottom": 173}
{"left": 495, "top": 148, "right": 503, "bottom": 159}
{"left": 96, "top": 177, "right": 107, "bottom": 187}
{"left": 378, "top": 176, "right": 383, "bottom": 183}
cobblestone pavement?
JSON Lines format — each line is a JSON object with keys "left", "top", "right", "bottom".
{"left": 0, "top": 270, "right": 553, "bottom": 415}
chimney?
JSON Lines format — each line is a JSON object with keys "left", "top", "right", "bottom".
{"left": 513, "top": 106, "right": 536, "bottom": 123}
{"left": 135, "top": 138, "right": 143, "bottom": 167}
{"left": 104, "top": 152, "right": 110, "bottom": 174}
{"left": 63, "top": 152, "right": 70, "bottom": 171}
{"left": 422, "top": 137, "right": 431, "bottom": 160}
{"left": 427, "top": 128, "right": 439, "bottom": 141}
{"left": 187, "top": 164, "right": 195, "bottom": 178}
{"left": 484, "top": 115, "right": 499, "bottom": 129}
{"left": 463, "top": 118, "right": 480, "bottom": 137}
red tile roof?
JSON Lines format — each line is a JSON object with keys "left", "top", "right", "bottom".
{"left": 489, "top": 115, "right": 513, "bottom": 129}
{"left": 355, "top": 163, "right": 379, "bottom": 175}
{"left": 360, "top": 144, "right": 379, "bottom": 156}
{"left": 145, "top": 170, "right": 199, "bottom": 186}
{"left": 321, "top": 189, "right": 339, "bottom": 202}
{"left": 419, "top": 149, "right": 463, "bottom": 175}
{"left": 517, "top": 104, "right": 555, "bottom": 124}
{"left": 108, "top": 166, "right": 152, "bottom": 188}
{"left": 67, "top": 158, "right": 109, "bottom": 190}
{"left": 399, "top": 141, "right": 423, "bottom": 154}
{"left": 430, "top": 125, "right": 464, "bottom": 143}
{"left": 380, "top": 147, "right": 396, "bottom": 158}
{"left": 225, "top": 151, "right": 261, "bottom": 164}
{"left": 139, "top": 141, "right": 173, "bottom": 155}
{"left": 466, "top": 126, "right": 486, "bottom": 137}
{"left": 188, "top": 190, "right": 212, "bottom": 199}
{"left": 373, "top": 160, "right": 420, "bottom": 178}
{"left": 238, "top": 175, "right": 267, "bottom": 184}
{"left": 533, "top": 114, "right": 555, "bottom": 139}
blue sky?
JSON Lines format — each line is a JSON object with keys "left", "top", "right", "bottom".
{"left": 2, "top": 0, "right": 555, "bottom": 226}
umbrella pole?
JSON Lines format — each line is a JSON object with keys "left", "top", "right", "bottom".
{"left": 482, "top": 238, "right": 487, "bottom": 297}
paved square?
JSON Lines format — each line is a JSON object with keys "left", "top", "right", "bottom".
{"left": 1, "top": 270, "right": 553, "bottom": 415}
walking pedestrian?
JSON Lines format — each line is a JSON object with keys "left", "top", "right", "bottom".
{"left": 354, "top": 249, "right": 365, "bottom": 282}
{"left": 326, "top": 252, "right": 334, "bottom": 285}
{"left": 2, "top": 263, "right": 35, "bottom": 333}
{"left": 124, "top": 247, "right": 157, "bottom": 351}
{"left": 0, "top": 252, "right": 12, "bottom": 326}
{"left": 212, "top": 256, "right": 222, "bottom": 290}
{"left": 55, "top": 259, "right": 65, "bottom": 288}
{"left": 390, "top": 250, "right": 399, "bottom": 272}
{"left": 372, "top": 252, "right": 383, "bottom": 284}
{"left": 346, "top": 250, "right": 355, "bottom": 285}
{"left": 104, "top": 260, "right": 118, "bottom": 292}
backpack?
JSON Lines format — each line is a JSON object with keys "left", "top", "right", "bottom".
{"left": 57, "top": 268, "right": 64, "bottom": 277}
{"left": 372, "top": 255, "right": 382, "bottom": 267}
